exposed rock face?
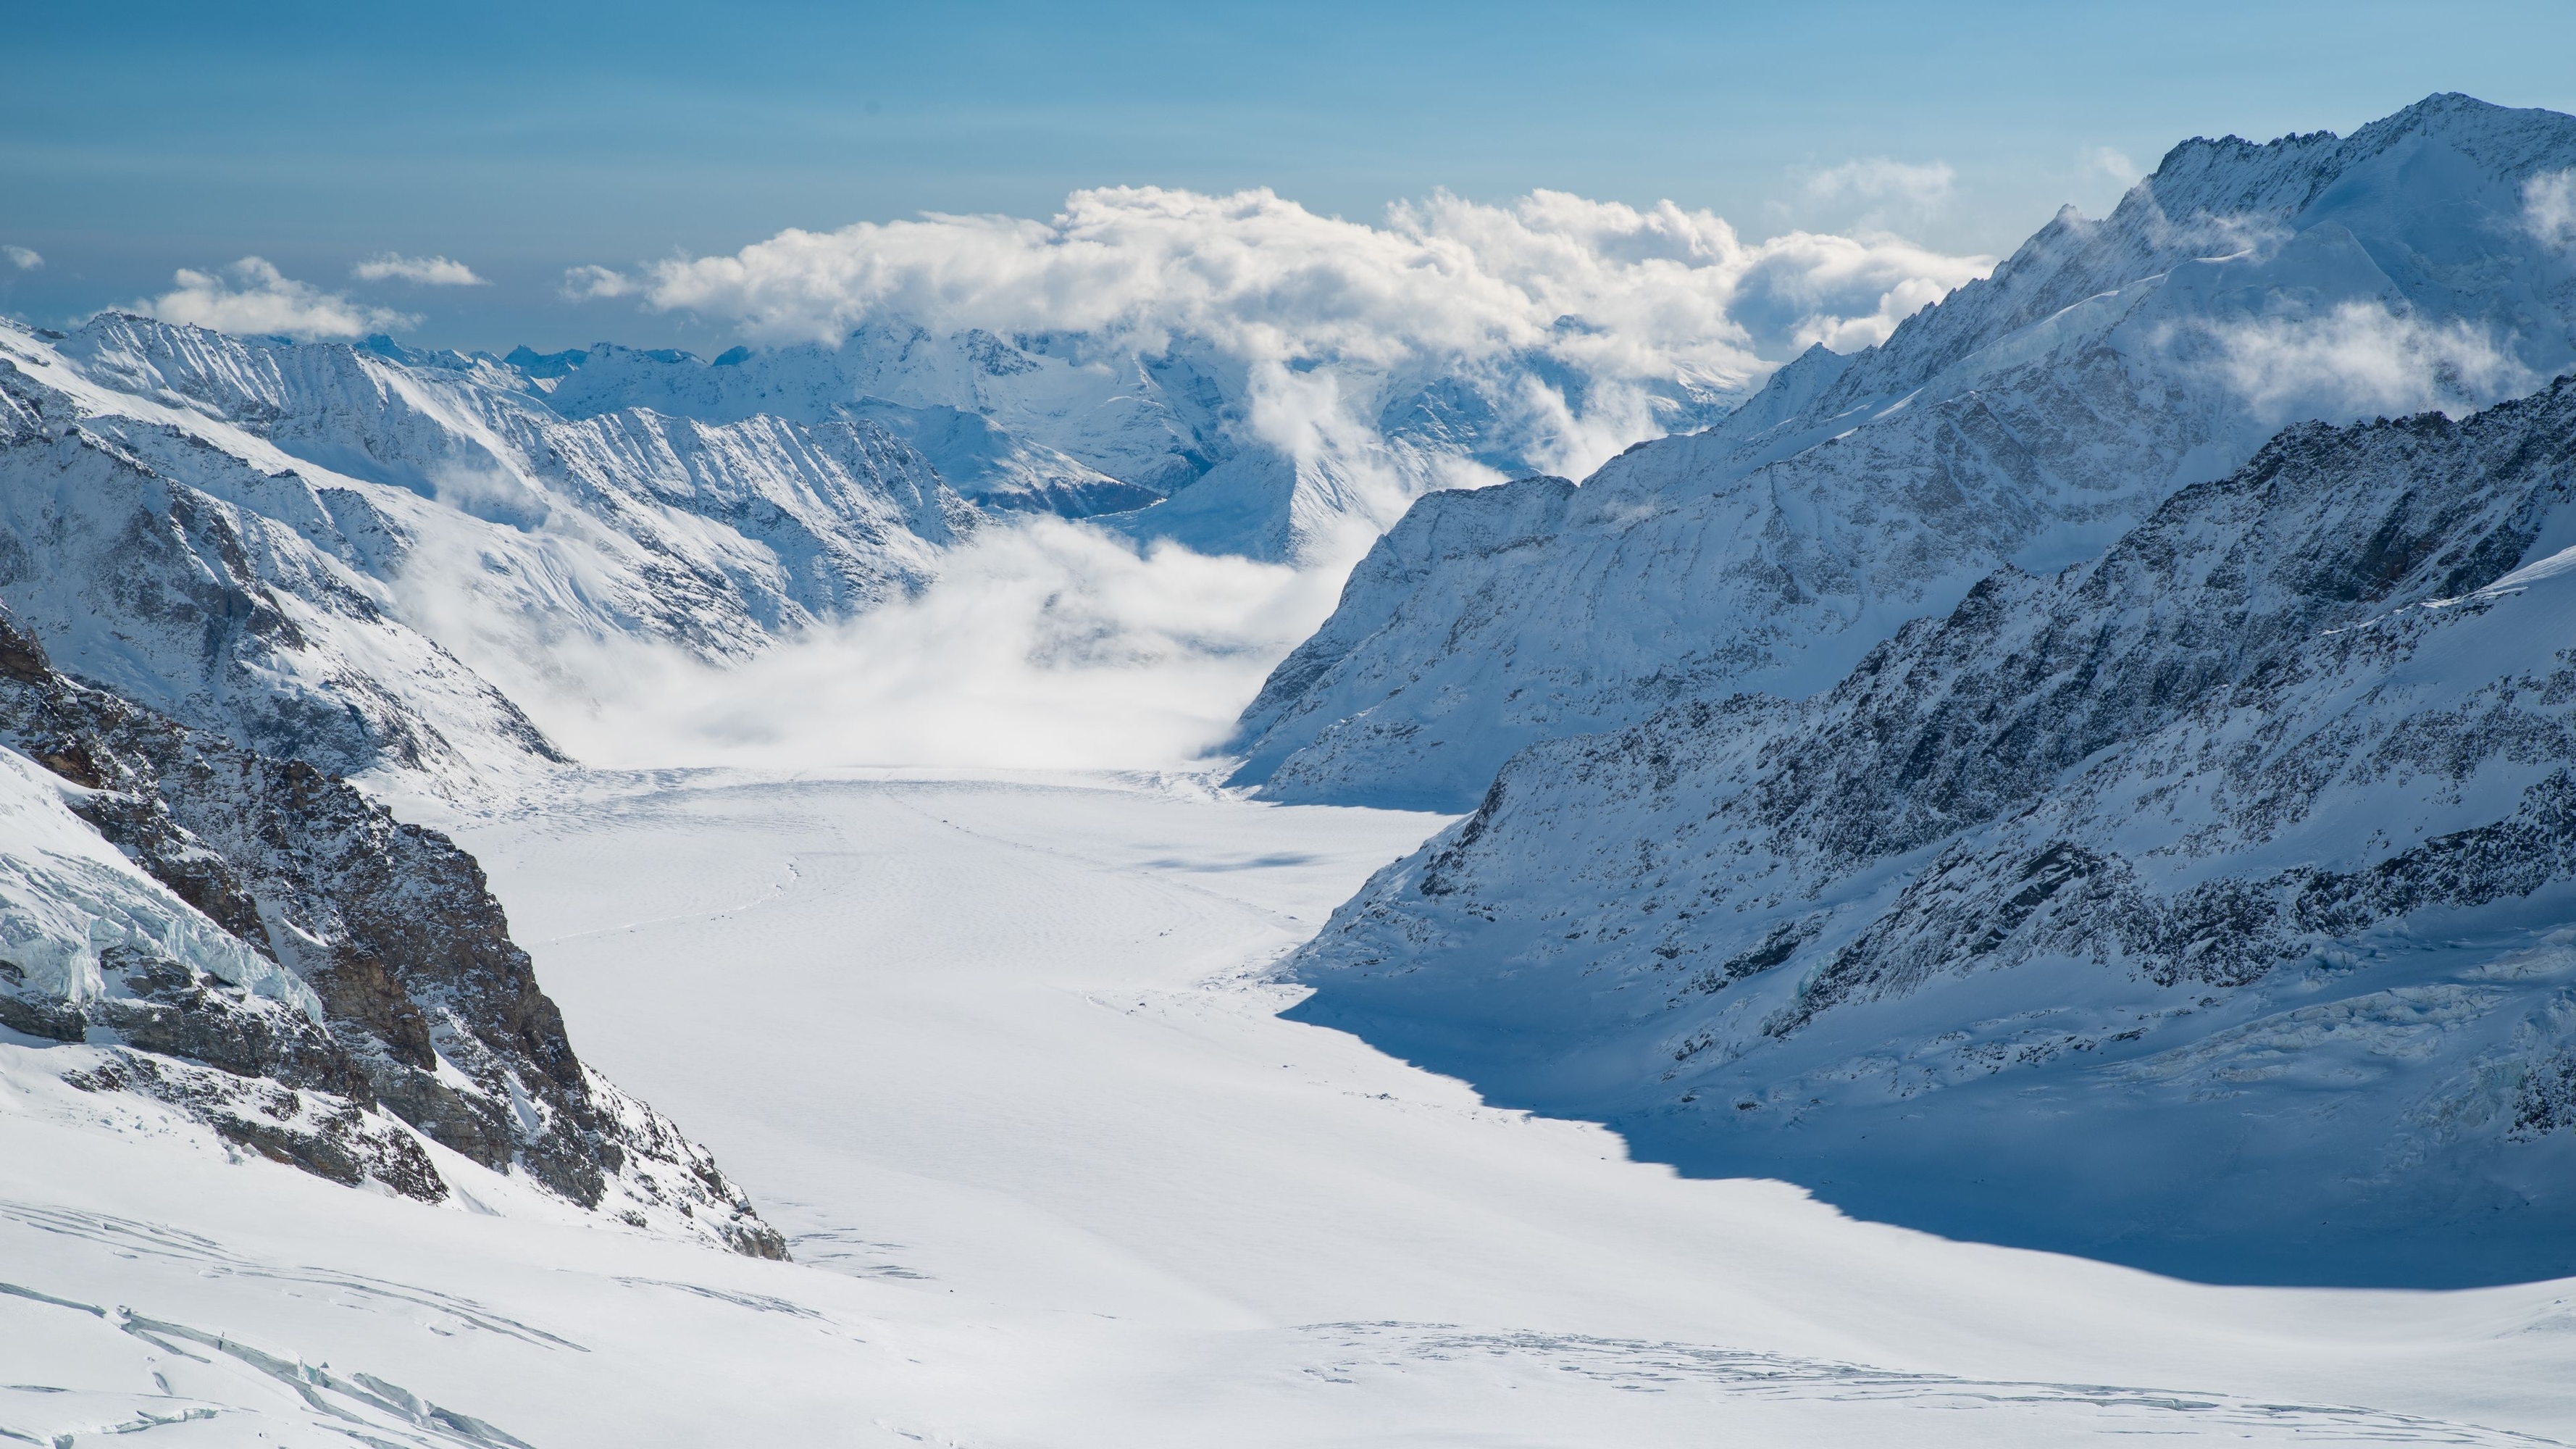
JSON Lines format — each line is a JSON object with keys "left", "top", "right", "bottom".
{"left": 1234, "top": 93, "right": 2576, "bottom": 809}
{"left": 1288, "top": 378, "right": 2576, "bottom": 1282}
{"left": 0, "top": 611, "right": 785, "bottom": 1258}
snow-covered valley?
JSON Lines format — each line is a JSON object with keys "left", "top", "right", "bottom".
{"left": 7, "top": 768, "right": 2576, "bottom": 1446}
{"left": 9, "top": 80, "right": 2576, "bottom": 1447}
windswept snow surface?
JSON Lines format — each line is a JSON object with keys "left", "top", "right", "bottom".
{"left": 5, "top": 769, "right": 2574, "bottom": 1445}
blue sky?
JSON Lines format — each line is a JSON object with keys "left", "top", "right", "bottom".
{"left": 7, "top": 0, "right": 2574, "bottom": 351}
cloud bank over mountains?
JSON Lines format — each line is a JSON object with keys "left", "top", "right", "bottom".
{"left": 501, "top": 517, "right": 1342, "bottom": 772}
{"left": 582, "top": 185, "right": 1994, "bottom": 386}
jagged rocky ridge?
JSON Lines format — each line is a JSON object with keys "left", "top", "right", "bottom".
{"left": 1287, "top": 377, "right": 2576, "bottom": 1284}
{"left": 1234, "top": 93, "right": 2576, "bottom": 809}
{"left": 0, "top": 611, "right": 785, "bottom": 1258}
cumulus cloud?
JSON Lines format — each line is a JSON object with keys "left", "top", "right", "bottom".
{"left": 561, "top": 264, "right": 638, "bottom": 301}
{"left": 2194, "top": 300, "right": 2536, "bottom": 427}
{"left": 2527, "top": 169, "right": 2576, "bottom": 251}
{"left": 1, "top": 246, "right": 38, "bottom": 271}
{"left": 588, "top": 188, "right": 1987, "bottom": 511}
{"left": 354, "top": 252, "right": 487, "bottom": 286}
{"left": 133, "top": 257, "right": 417, "bottom": 340}
{"left": 453, "top": 517, "right": 1347, "bottom": 772}
{"left": 614, "top": 186, "right": 1990, "bottom": 377}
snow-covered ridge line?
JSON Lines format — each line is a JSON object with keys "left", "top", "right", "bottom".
{"left": 1285, "top": 370, "right": 2576, "bottom": 1284}
{"left": 0, "top": 312, "right": 979, "bottom": 790}
{"left": 1232, "top": 91, "right": 2576, "bottom": 810}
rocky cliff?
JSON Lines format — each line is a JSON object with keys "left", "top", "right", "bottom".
{"left": 0, "top": 610, "right": 783, "bottom": 1258}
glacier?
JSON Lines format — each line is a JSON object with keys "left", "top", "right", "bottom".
{"left": 6, "top": 83, "right": 2576, "bottom": 1448}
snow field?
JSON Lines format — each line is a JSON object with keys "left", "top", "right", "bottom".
{"left": 1, "top": 769, "right": 2571, "bottom": 1445}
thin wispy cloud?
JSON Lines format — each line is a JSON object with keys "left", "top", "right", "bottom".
{"left": 1, "top": 246, "right": 39, "bottom": 271}
{"left": 2086, "top": 146, "right": 2144, "bottom": 186}
{"left": 133, "top": 258, "right": 417, "bottom": 340}
{"left": 354, "top": 252, "right": 487, "bottom": 286}
{"left": 2527, "top": 168, "right": 2576, "bottom": 250}
{"left": 1802, "top": 157, "right": 1958, "bottom": 215}
{"left": 2178, "top": 300, "right": 2536, "bottom": 427}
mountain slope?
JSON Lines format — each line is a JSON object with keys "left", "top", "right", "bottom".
{"left": 0, "top": 313, "right": 972, "bottom": 787}
{"left": 0, "top": 609, "right": 781, "bottom": 1256}
{"left": 540, "top": 325, "right": 1206, "bottom": 514}
{"left": 1287, "top": 377, "right": 2576, "bottom": 1284}
{"left": 537, "top": 322, "right": 1749, "bottom": 562}
{"left": 1235, "top": 93, "right": 2576, "bottom": 808}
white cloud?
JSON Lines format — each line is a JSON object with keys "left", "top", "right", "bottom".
{"left": 1803, "top": 157, "right": 1957, "bottom": 215}
{"left": 595, "top": 189, "right": 1988, "bottom": 514}
{"left": 133, "top": 257, "right": 417, "bottom": 341}
{"left": 2191, "top": 300, "right": 2536, "bottom": 427}
{"left": 2086, "top": 147, "right": 2144, "bottom": 187}
{"left": 354, "top": 252, "right": 487, "bottom": 286}
{"left": 614, "top": 186, "right": 1991, "bottom": 378}
{"left": 561, "top": 264, "right": 638, "bottom": 301}
{"left": 2526, "top": 169, "right": 2576, "bottom": 251}
{"left": 1, "top": 246, "right": 38, "bottom": 271}
{"left": 470, "top": 516, "right": 1349, "bottom": 772}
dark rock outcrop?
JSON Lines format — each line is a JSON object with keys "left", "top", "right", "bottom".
{"left": 0, "top": 610, "right": 784, "bottom": 1258}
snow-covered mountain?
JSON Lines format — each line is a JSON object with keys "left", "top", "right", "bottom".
{"left": 1287, "top": 376, "right": 2576, "bottom": 1282}
{"left": 0, "top": 312, "right": 970, "bottom": 789}
{"left": 1234, "top": 93, "right": 2576, "bottom": 809}
{"left": 532, "top": 320, "right": 1747, "bottom": 561}
{"left": 0, "top": 611, "right": 781, "bottom": 1256}
{"left": 0, "top": 298, "right": 1749, "bottom": 793}
{"left": 538, "top": 324, "right": 1205, "bottom": 517}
